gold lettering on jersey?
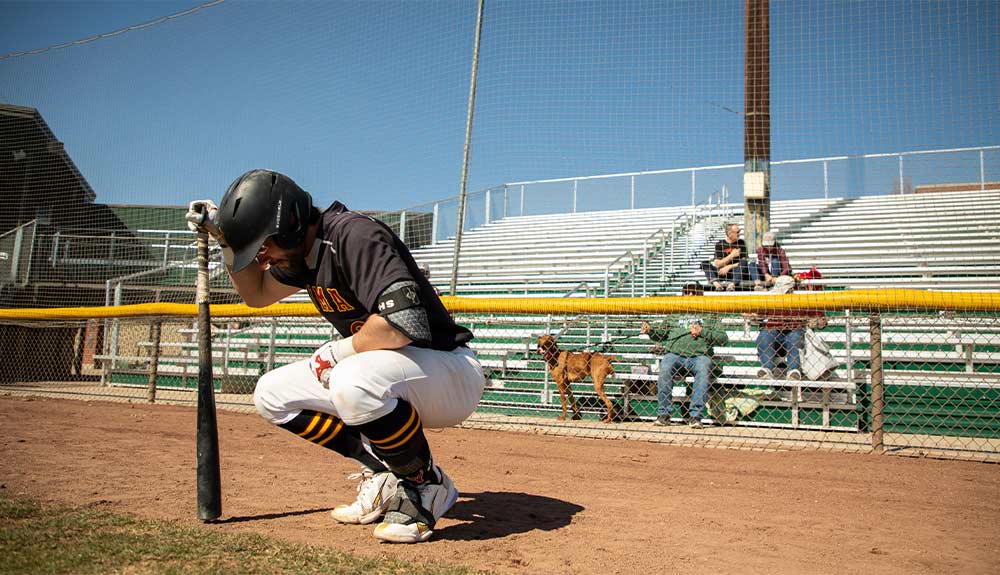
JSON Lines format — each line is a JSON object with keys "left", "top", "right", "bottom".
{"left": 350, "top": 320, "right": 365, "bottom": 334}
{"left": 307, "top": 285, "right": 334, "bottom": 312}
{"left": 326, "top": 288, "right": 355, "bottom": 312}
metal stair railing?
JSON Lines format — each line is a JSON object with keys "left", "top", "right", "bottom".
{"left": 605, "top": 190, "right": 734, "bottom": 298}
{"left": 0, "top": 219, "right": 38, "bottom": 287}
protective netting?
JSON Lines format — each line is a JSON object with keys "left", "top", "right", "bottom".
{"left": 1, "top": 2, "right": 999, "bottom": 464}
{"left": 2, "top": 2, "right": 998, "bottom": 301}
{"left": 1, "top": 291, "right": 997, "bottom": 462}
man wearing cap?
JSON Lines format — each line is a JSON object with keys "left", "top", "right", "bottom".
{"left": 640, "top": 283, "right": 729, "bottom": 428}
{"left": 754, "top": 230, "right": 791, "bottom": 290}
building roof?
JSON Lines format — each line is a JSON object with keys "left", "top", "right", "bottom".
{"left": 0, "top": 103, "right": 107, "bottom": 232}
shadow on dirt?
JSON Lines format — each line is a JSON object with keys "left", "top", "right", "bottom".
{"left": 214, "top": 507, "right": 333, "bottom": 524}
{"left": 438, "top": 491, "right": 583, "bottom": 541}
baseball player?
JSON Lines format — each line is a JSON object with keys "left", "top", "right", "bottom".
{"left": 186, "top": 169, "right": 485, "bottom": 543}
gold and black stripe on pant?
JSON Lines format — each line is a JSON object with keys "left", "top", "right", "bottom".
{"left": 279, "top": 410, "right": 386, "bottom": 472}
{"left": 358, "top": 400, "right": 432, "bottom": 481}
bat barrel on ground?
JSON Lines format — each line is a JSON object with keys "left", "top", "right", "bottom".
{"left": 195, "top": 230, "right": 222, "bottom": 521}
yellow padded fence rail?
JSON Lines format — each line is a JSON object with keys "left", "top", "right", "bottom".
{"left": 1, "top": 289, "right": 1000, "bottom": 320}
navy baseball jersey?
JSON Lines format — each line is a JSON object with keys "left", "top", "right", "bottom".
{"left": 270, "top": 201, "right": 473, "bottom": 350}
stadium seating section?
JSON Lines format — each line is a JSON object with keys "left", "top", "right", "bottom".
{"left": 104, "top": 189, "right": 1000, "bottom": 437}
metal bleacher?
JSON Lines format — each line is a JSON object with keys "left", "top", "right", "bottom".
{"left": 428, "top": 189, "right": 1000, "bottom": 433}
{"left": 105, "top": 190, "right": 1000, "bottom": 438}
{"left": 413, "top": 196, "right": 844, "bottom": 298}
{"left": 780, "top": 189, "right": 1000, "bottom": 291}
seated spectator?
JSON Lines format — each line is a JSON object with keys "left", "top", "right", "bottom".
{"left": 794, "top": 266, "right": 824, "bottom": 291}
{"left": 640, "top": 283, "right": 729, "bottom": 428}
{"left": 747, "top": 275, "right": 824, "bottom": 380}
{"left": 701, "top": 223, "right": 750, "bottom": 291}
{"left": 679, "top": 282, "right": 704, "bottom": 297}
{"left": 752, "top": 231, "right": 792, "bottom": 291}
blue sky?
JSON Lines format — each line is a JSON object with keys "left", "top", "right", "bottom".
{"left": 1, "top": 0, "right": 997, "bottom": 215}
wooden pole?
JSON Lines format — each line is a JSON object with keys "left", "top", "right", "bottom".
{"left": 146, "top": 319, "right": 161, "bottom": 403}
{"left": 869, "top": 311, "right": 885, "bottom": 453}
{"left": 744, "top": 0, "right": 771, "bottom": 250}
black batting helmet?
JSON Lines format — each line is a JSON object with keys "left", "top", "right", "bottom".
{"left": 216, "top": 169, "right": 313, "bottom": 272}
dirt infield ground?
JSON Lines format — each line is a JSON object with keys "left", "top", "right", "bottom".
{"left": 2, "top": 396, "right": 998, "bottom": 575}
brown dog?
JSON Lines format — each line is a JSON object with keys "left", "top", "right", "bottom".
{"left": 537, "top": 335, "right": 617, "bottom": 422}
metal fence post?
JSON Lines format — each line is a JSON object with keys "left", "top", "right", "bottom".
{"left": 690, "top": 170, "right": 696, "bottom": 210}
{"left": 823, "top": 160, "right": 829, "bottom": 199}
{"left": 111, "top": 281, "right": 123, "bottom": 369}
{"left": 484, "top": 189, "right": 491, "bottom": 224}
{"left": 898, "top": 154, "right": 905, "bottom": 194}
{"left": 869, "top": 311, "right": 885, "bottom": 453}
{"left": 222, "top": 324, "right": 231, "bottom": 381}
{"left": 660, "top": 230, "right": 666, "bottom": 282}
{"left": 50, "top": 230, "right": 60, "bottom": 268}
{"left": 10, "top": 226, "right": 22, "bottom": 283}
{"left": 630, "top": 175, "right": 636, "bottom": 210}
{"left": 642, "top": 237, "right": 649, "bottom": 295}
{"left": 669, "top": 222, "right": 676, "bottom": 275}
{"left": 162, "top": 232, "right": 171, "bottom": 267}
{"left": 267, "top": 319, "right": 276, "bottom": 373}
{"left": 450, "top": 0, "right": 484, "bottom": 297}
{"left": 844, "top": 309, "right": 853, "bottom": 383}
{"left": 147, "top": 319, "right": 162, "bottom": 403}
{"left": 980, "top": 149, "right": 986, "bottom": 192}
{"left": 542, "top": 315, "right": 552, "bottom": 406}
{"left": 431, "top": 202, "right": 439, "bottom": 245}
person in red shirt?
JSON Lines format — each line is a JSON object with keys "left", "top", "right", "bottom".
{"left": 749, "top": 276, "right": 825, "bottom": 380}
{"left": 754, "top": 231, "right": 792, "bottom": 290}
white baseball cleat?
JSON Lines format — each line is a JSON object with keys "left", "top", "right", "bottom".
{"left": 372, "top": 465, "right": 458, "bottom": 544}
{"left": 330, "top": 469, "right": 397, "bottom": 525}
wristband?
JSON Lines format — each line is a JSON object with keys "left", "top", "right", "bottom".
{"left": 330, "top": 336, "right": 357, "bottom": 362}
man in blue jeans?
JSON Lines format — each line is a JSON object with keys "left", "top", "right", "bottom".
{"left": 751, "top": 276, "right": 824, "bottom": 380}
{"left": 701, "top": 223, "right": 749, "bottom": 291}
{"left": 640, "top": 284, "right": 729, "bottom": 428}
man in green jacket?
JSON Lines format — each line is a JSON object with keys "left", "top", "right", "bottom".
{"left": 640, "top": 284, "right": 729, "bottom": 428}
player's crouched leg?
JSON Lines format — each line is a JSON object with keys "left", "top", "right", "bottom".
{"left": 252, "top": 359, "right": 399, "bottom": 526}
{"left": 251, "top": 359, "right": 328, "bottom": 424}
{"left": 326, "top": 348, "right": 482, "bottom": 543}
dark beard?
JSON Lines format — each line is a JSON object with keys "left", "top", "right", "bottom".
{"left": 272, "top": 241, "right": 311, "bottom": 277}
{"left": 284, "top": 251, "right": 310, "bottom": 276}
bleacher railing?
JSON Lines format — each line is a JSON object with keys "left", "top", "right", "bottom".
{"left": 377, "top": 145, "right": 998, "bottom": 249}
{"left": 1, "top": 290, "right": 997, "bottom": 462}
{"left": 601, "top": 188, "right": 727, "bottom": 298}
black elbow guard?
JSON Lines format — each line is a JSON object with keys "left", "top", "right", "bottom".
{"left": 376, "top": 280, "right": 432, "bottom": 345}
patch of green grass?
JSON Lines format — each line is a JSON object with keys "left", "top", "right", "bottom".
{"left": 0, "top": 494, "right": 487, "bottom": 575}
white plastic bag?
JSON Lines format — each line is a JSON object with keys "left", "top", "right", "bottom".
{"left": 802, "top": 327, "right": 839, "bottom": 380}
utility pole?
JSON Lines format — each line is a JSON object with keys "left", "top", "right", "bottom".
{"left": 743, "top": 0, "right": 770, "bottom": 250}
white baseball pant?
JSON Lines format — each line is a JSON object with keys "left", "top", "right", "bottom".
{"left": 253, "top": 345, "right": 484, "bottom": 428}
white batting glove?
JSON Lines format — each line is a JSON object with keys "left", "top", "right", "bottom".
{"left": 309, "top": 337, "right": 357, "bottom": 388}
{"left": 186, "top": 200, "right": 221, "bottom": 238}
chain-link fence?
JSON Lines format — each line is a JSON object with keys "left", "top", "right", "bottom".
{"left": 2, "top": 292, "right": 997, "bottom": 462}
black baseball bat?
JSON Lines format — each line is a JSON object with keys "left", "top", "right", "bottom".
{"left": 195, "top": 229, "right": 222, "bottom": 521}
